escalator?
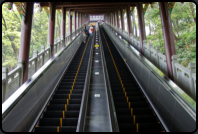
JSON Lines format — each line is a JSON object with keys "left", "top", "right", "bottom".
{"left": 99, "top": 26, "right": 166, "bottom": 132}
{"left": 34, "top": 33, "right": 93, "bottom": 132}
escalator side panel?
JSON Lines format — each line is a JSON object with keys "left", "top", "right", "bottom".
{"left": 2, "top": 34, "right": 84, "bottom": 132}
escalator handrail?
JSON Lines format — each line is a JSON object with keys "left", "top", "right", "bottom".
{"left": 76, "top": 27, "right": 95, "bottom": 132}
{"left": 2, "top": 29, "right": 84, "bottom": 119}
{"left": 99, "top": 25, "right": 120, "bottom": 132}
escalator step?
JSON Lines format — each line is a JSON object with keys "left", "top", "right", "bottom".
{"left": 56, "top": 89, "right": 83, "bottom": 94}
{"left": 115, "top": 108, "right": 153, "bottom": 115}
{"left": 43, "top": 111, "right": 79, "bottom": 118}
{"left": 119, "top": 123, "right": 162, "bottom": 132}
{"left": 39, "top": 118, "right": 78, "bottom": 126}
{"left": 53, "top": 94, "right": 82, "bottom": 99}
{"left": 50, "top": 99, "right": 81, "bottom": 104}
{"left": 34, "top": 126, "right": 76, "bottom": 132}
{"left": 47, "top": 104, "right": 80, "bottom": 111}
{"left": 117, "top": 115, "right": 157, "bottom": 123}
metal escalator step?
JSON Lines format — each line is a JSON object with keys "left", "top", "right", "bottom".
{"left": 39, "top": 118, "right": 78, "bottom": 126}
{"left": 53, "top": 94, "right": 82, "bottom": 99}
{"left": 119, "top": 123, "right": 162, "bottom": 132}
{"left": 43, "top": 111, "right": 79, "bottom": 118}
{"left": 50, "top": 99, "right": 81, "bottom": 104}
{"left": 56, "top": 89, "right": 83, "bottom": 94}
{"left": 117, "top": 115, "right": 157, "bottom": 124}
{"left": 34, "top": 126, "right": 76, "bottom": 132}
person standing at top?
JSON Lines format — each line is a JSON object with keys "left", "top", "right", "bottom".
{"left": 89, "top": 24, "right": 94, "bottom": 36}
{"left": 91, "top": 24, "right": 94, "bottom": 33}
{"left": 89, "top": 27, "right": 92, "bottom": 36}
{"left": 84, "top": 24, "right": 86, "bottom": 30}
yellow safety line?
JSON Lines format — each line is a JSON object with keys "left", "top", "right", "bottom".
{"left": 65, "top": 104, "right": 67, "bottom": 111}
{"left": 101, "top": 28, "right": 133, "bottom": 118}
{"left": 63, "top": 36, "right": 91, "bottom": 115}
{"left": 136, "top": 123, "right": 138, "bottom": 132}
{"left": 63, "top": 111, "right": 65, "bottom": 118}
{"left": 57, "top": 126, "right": 59, "bottom": 132}
{"left": 133, "top": 115, "right": 135, "bottom": 123}
{"left": 60, "top": 118, "right": 62, "bottom": 127}
{"left": 131, "top": 108, "right": 133, "bottom": 115}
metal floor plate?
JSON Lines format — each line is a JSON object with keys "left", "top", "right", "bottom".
{"left": 84, "top": 29, "right": 112, "bottom": 132}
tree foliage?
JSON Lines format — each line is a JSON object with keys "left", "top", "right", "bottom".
{"left": 142, "top": 2, "right": 196, "bottom": 68}
{"left": 2, "top": 3, "right": 70, "bottom": 72}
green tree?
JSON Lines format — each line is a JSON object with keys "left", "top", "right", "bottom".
{"left": 2, "top": 3, "right": 21, "bottom": 72}
{"left": 29, "top": 4, "right": 49, "bottom": 58}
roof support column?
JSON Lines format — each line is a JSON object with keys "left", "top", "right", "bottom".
{"left": 116, "top": 10, "right": 120, "bottom": 31}
{"left": 82, "top": 13, "right": 84, "bottom": 25}
{"left": 69, "top": 10, "right": 72, "bottom": 42}
{"left": 120, "top": 8, "right": 124, "bottom": 36}
{"left": 68, "top": 10, "right": 70, "bottom": 41}
{"left": 18, "top": 2, "right": 34, "bottom": 83}
{"left": 136, "top": 2, "right": 146, "bottom": 54}
{"left": 61, "top": 7, "right": 66, "bottom": 48}
{"left": 121, "top": 8, "right": 125, "bottom": 31}
{"left": 114, "top": 11, "right": 117, "bottom": 29}
{"left": 108, "top": 14, "right": 110, "bottom": 25}
{"left": 81, "top": 13, "right": 83, "bottom": 28}
{"left": 159, "top": 2, "right": 176, "bottom": 80}
{"left": 111, "top": 13, "right": 113, "bottom": 29}
{"left": 74, "top": 11, "right": 76, "bottom": 36}
{"left": 78, "top": 12, "right": 80, "bottom": 32}
{"left": 112, "top": 12, "right": 115, "bottom": 27}
{"left": 126, "top": 4, "right": 133, "bottom": 41}
{"left": 48, "top": 3, "right": 56, "bottom": 57}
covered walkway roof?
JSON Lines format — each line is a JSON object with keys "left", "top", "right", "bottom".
{"left": 39, "top": 2, "right": 154, "bottom": 14}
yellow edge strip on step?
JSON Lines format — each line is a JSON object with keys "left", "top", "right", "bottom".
{"left": 65, "top": 104, "right": 67, "bottom": 111}
{"left": 57, "top": 126, "right": 59, "bottom": 132}
{"left": 133, "top": 115, "right": 135, "bottom": 123}
{"left": 67, "top": 99, "right": 69, "bottom": 104}
{"left": 101, "top": 28, "right": 134, "bottom": 118}
{"left": 136, "top": 123, "right": 138, "bottom": 132}
{"left": 131, "top": 108, "right": 133, "bottom": 115}
{"left": 60, "top": 118, "right": 62, "bottom": 127}
{"left": 63, "top": 111, "right": 65, "bottom": 118}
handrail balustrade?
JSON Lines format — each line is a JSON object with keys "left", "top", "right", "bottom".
{"left": 2, "top": 21, "right": 89, "bottom": 103}
{"left": 104, "top": 22, "right": 196, "bottom": 101}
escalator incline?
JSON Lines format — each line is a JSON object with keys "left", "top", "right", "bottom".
{"left": 100, "top": 26, "right": 165, "bottom": 132}
{"left": 34, "top": 35, "right": 92, "bottom": 132}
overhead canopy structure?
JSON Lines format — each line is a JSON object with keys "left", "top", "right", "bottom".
{"left": 39, "top": 2, "right": 155, "bottom": 14}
